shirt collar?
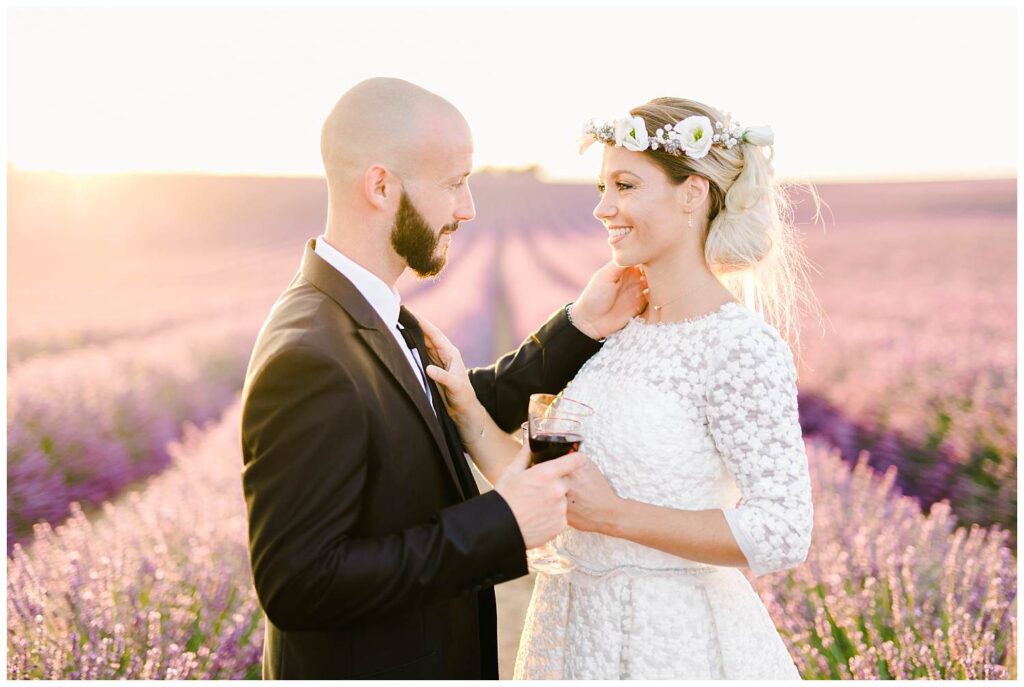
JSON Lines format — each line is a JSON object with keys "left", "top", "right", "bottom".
{"left": 314, "top": 235, "right": 401, "bottom": 328}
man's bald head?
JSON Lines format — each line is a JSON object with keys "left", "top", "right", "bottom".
{"left": 320, "top": 77, "right": 471, "bottom": 186}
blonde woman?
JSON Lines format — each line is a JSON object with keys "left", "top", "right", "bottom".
{"left": 423, "top": 97, "right": 817, "bottom": 679}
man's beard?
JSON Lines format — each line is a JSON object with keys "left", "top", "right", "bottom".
{"left": 390, "top": 191, "right": 457, "bottom": 278}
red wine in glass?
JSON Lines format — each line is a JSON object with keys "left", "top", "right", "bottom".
{"left": 528, "top": 431, "right": 583, "bottom": 466}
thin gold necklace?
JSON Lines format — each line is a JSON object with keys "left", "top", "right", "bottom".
{"left": 647, "top": 280, "right": 719, "bottom": 323}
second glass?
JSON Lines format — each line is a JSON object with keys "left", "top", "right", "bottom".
{"left": 528, "top": 392, "right": 594, "bottom": 430}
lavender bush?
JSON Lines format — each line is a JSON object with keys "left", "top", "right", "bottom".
{"left": 799, "top": 392, "right": 1016, "bottom": 544}
{"left": 7, "top": 404, "right": 263, "bottom": 679}
{"left": 754, "top": 440, "right": 1016, "bottom": 679}
{"left": 6, "top": 316, "right": 260, "bottom": 551}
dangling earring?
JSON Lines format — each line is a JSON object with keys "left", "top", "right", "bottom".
{"left": 688, "top": 212, "right": 693, "bottom": 230}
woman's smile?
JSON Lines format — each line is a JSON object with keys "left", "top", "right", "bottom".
{"left": 607, "top": 225, "right": 633, "bottom": 245}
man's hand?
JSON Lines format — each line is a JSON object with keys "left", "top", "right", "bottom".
{"left": 494, "top": 442, "right": 585, "bottom": 549}
{"left": 570, "top": 262, "right": 648, "bottom": 340}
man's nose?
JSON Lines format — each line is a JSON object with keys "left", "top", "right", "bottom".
{"left": 456, "top": 187, "right": 476, "bottom": 222}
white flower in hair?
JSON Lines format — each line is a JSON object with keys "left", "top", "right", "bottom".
{"left": 614, "top": 116, "right": 650, "bottom": 152}
{"left": 578, "top": 120, "right": 598, "bottom": 154}
{"left": 579, "top": 109, "right": 773, "bottom": 157}
{"left": 742, "top": 125, "right": 775, "bottom": 146}
{"left": 673, "top": 115, "right": 714, "bottom": 159}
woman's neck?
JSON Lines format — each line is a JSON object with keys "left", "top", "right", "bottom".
{"left": 641, "top": 253, "right": 735, "bottom": 323}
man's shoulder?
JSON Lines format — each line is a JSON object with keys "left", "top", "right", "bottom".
{"left": 248, "top": 279, "right": 360, "bottom": 377}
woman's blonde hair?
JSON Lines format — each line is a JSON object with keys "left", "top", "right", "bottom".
{"left": 630, "top": 97, "right": 821, "bottom": 355}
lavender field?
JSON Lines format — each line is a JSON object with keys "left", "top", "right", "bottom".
{"left": 6, "top": 168, "right": 1016, "bottom": 678}
{"left": 9, "top": 404, "right": 1013, "bottom": 679}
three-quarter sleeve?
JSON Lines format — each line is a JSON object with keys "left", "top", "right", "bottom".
{"left": 705, "top": 322, "right": 813, "bottom": 577}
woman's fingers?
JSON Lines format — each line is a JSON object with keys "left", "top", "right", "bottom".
{"left": 425, "top": 363, "right": 454, "bottom": 389}
{"left": 419, "top": 315, "right": 454, "bottom": 350}
{"left": 598, "top": 261, "right": 626, "bottom": 282}
{"left": 418, "top": 316, "right": 463, "bottom": 370}
{"left": 418, "top": 326, "right": 447, "bottom": 364}
{"left": 424, "top": 364, "right": 458, "bottom": 410}
{"left": 426, "top": 363, "right": 471, "bottom": 401}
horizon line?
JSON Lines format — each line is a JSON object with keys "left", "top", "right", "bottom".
{"left": 6, "top": 161, "right": 1016, "bottom": 187}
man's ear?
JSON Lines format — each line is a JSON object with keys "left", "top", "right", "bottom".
{"left": 364, "top": 165, "right": 392, "bottom": 210}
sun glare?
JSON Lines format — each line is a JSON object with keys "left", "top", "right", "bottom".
{"left": 6, "top": 8, "right": 1016, "bottom": 181}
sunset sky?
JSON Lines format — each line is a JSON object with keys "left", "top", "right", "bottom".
{"left": 6, "top": 6, "right": 1017, "bottom": 182}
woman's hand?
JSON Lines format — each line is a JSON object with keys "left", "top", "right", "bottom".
{"left": 569, "top": 263, "right": 648, "bottom": 340}
{"left": 419, "top": 316, "right": 487, "bottom": 445}
{"left": 566, "top": 454, "right": 625, "bottom": 535}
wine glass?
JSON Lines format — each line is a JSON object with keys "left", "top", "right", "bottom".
{"left": 520, "top": 416, "right": 583, "bottom": 575}
{"left": 528, "top": 393, "right": 594, "bottom": 431}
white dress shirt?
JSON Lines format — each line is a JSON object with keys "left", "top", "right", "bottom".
{"left": 314, "top": 236, "right": 434, "bottom": 408}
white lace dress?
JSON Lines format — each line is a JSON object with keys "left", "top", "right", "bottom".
{"left": 514, "top": 302, "right": 813, "bottom": 680}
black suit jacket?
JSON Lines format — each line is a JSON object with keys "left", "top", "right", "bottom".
{"left": 240, "top": 239, "right": 601, "bottom": 679}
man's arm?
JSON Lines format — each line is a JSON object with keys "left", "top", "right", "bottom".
{"left": 241, "top": 346, "right": 527, "bottom": 632}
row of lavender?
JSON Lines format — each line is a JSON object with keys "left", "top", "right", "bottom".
{"left": 6, "top": 316, "right": 261, "bottom": 551}
{"left": 793, "top": 212, "right": 1017, "bottom": 536}
{"left": 8, "top": 401, "right": 1014, "bottom": 679}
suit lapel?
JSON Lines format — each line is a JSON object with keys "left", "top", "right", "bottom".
{"left": 356, "top": 327, "right": 465, "bottom": 498}
{"left": 299, "top": 239, "right": 465, "bottom": 499}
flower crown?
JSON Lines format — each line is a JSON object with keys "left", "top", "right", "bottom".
{"left": 578, "top": 114, "right": 774, "bottom": 159}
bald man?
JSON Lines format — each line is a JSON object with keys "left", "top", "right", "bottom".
{"left": 240, "top": 78, "right": 645, "bottom": 679}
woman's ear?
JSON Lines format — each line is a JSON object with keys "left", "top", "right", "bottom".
{"left": 681, "top": 175, "right": 710, "bottom": 212}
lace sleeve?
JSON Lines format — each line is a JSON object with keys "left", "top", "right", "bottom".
{"left": 705, "top": 321, "right": 813, "bottom": 577}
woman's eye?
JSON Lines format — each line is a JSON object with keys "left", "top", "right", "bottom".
{"left": 597, "top": 182, "right": 633, "bottom": 193}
